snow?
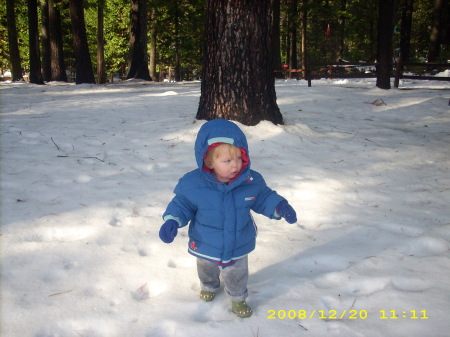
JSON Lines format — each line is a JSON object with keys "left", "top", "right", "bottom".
{"left": 1, "top": 77, "right": 449, "bottom": 337}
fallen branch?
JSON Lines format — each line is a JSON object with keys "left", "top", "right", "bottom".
{"left": 57, "top": 155, "right": 112, "bottom": 164}
{"left": 365, "top": 99, "right": 386, "bottom": 106}
{"left": 49, "top": 289, "right": 74, "bottom": 297}
{"left": 51, "top": 137, "right": 60, "bottom": 150}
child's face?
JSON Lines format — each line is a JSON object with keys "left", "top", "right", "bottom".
{"left": 207, "top": 147, "right": 243, "bottom": 183}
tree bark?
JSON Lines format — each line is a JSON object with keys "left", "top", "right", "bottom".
{"left": 126, "top": 0, "right": 152, "bottom": 81}
{"left": 149, "top": 7, "right": 157, "bottom": 81}
{"left": 173, "top": 1, "right": 181, "bottom": 82}
{"left": 40, "top": 0, "right": 51, "bottom": 82}
{"left": 6, "top": 0, "right": 24, "bottom": 81}
{"left": 69, "top": 0, "right": 95, "bottom": 84}
{"left": 301, "top": 0, "right": 308, "bottom": 79}
{"left": 272, "top": 0, "right": 283, "bottom": 79}
{"left": 196, "top": 0, "right": 283, "bottom": 126}
{"left": 48, "top": 0, "right": 67, "bottom": 81}
{"left": 427, "top": 0, "right": 444, "bottom": 62}
{"left": 394, "top": 0, "right": 413, "bottom": 88}
{"left": 287, "top": 0, "right": 298, "bottom": 77}
{"left": 97, "top": 0, "right": 106, "bottom": 84}
{"left": 336, "top": 0, "right": 346, "bottom": 62}
{"left": 28, "top": 0, "right": 45, "bottom": 84}
{"left": 376, "top": 0, "right": 395, "bottom": 90}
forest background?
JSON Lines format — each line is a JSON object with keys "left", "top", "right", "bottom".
{"left": 1, "top": 0, "right": 449, "bottom": 84}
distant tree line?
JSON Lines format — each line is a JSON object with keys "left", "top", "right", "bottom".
{"left": 2, "top": 0, "right": 449, "bottom": 85}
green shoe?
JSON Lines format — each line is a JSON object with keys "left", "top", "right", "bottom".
{"left": 200, "top": 290, "right": 216, "bottom": 302}
{"left": 232, "top": 301, "right": 253, "bottom": 318}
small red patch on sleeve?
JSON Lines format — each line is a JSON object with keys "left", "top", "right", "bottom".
{"left": 189, "top": 240, "right": 198, "bottom": 251}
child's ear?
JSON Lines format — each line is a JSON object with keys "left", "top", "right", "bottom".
{"left": 204, "top": 159, "right": 214, "bottom": 169}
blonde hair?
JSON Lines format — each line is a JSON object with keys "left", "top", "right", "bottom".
{"left": 204, "top": 143, "right": 241, "bottom": 168}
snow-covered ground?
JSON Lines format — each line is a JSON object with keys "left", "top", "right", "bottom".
{"left": 1, "top": 77, "right": 449, "bottom": 337}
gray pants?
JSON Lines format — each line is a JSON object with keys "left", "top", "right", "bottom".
{"left": 197, "top": 256, "right": 249, "bottom": 302}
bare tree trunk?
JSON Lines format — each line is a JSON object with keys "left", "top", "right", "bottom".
{"left": 48, "top": 0, "right": 67, "bottom": 81}
{"left": 69, "top": 0, "right": 95, "bottom": 84}
{"left": 301, "top": 0, "right": 308, "bottom": 79}
{"left": 337, "top": 0, "right": 346, "bottom": 61}
{"left": 287, "top": 0, "right": 298, "bottom": 78}
{"left": 28, "top": 0, "right": 44, "bottom": 84}
{"left": 126, "top": 0, "right": 152, "bottom": 80}
{"left": 427, "top": 0, "right": 444, "bottom": 62}
{"left": 149, "top": 7, "right": 157, "bottom": 81}
{"left": 272, "top": 0, "right": 283, "bottom": 79}
{"left": 394, "top": 0, "right": 414, "bottom": 88}
{"left": 97, "top": 0, "right": 106, "bottom": 84}
{"left": 6, "top": 0, "right": 23, "bottom": 81}
{"left": 376, "top": 0, "right": 395, "bottom": 90}
{"left": 173, "top": 1, "right": 181, "bottom": 82}
{"left": 40, "top": 0, "right": 51, "bottom": 81}
{"left": 196, "top": 0, "right": 283, "bottom": 126}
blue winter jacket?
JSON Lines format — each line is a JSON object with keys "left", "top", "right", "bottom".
{"left": 163, "top": 119, "right": 285, "bottom": 267}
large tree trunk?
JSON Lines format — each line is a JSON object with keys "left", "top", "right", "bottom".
{"left": 196, "top": 0, "right": 283, "bottom": 126}
{"left": 376, "top": 0, "right": 395, "bottom": 90}
{"left": 149, "top": 7, "right": 157, "bottom": 81}
{"left": 336, "top": 0, "right": 346, "bottom": 62}
{"left": 69, "top": 0, "right": 95, "bottom": 84}
{"left": 394, "top": 0, "right": 414, "bottom": 88}
{"left": 6, "top": 0, "right": 23, "bottom": 81}
{"left": 97, "top": 0, "right": 106, "bottom": 84}
{"left": 272, "top": 0, "right": 283, "bottom": 79}
{"left": 28, "top": 0, "right": 44, "bottom": 84}
{"left": 287, "top": 0, "right": 298, "bottom": 75}
{"left": 40, "top": 0, "right": 51, "bottom": 82}
{"left": 301, "top": 0, "right": 308, "bottom": 79}
{"left": 126, "top": 0, "right": 152, "bottom": 81}
{"left": 173, "top": 1, "right": 181, "bottom": 82}
{"left": 427, "top": 0, "right": 444, "bottom": 62}
{"left": 48, "top": 0, "right": 67, "bottom": 81}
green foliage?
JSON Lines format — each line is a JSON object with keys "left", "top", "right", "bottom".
{"left": 150, "top": 0, "right": 205, "bottom": 69}
{"left": 84, "top": 0, "right": 130, "bottom": 75}
{"left": 1, "top": 0, "right": 447, "bottom": 79}
{"left": 411, "top": 0, "right": 434, "bottom": 61}
{"left": 1, "top": 0, "right": 28, "bottom": 73}
{"left": 0, "top": 0, "right": 9, "bottom": 72}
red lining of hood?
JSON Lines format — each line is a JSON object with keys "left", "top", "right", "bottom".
{"left": 202, "top": 143, "right": 249, "bottom": 183}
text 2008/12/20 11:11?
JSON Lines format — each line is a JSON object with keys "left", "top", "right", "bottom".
{"left": 267, "top": 309, "right": 429, "bottom": 320}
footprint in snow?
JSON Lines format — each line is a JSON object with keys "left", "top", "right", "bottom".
{"left": 342, "top": 277, "right": 390, "bottom": 296}
{"left": 295, "top": 254, "right": 351, "bottom": 275}
{"left": 109, "top": 212, "right": 134, "bottom": 227}
{"left": 401, "top": 236, "right": 448, "bottom": 257}
{"left": 321, "top": 295, "right": 356, "bottom": 311}
{"left": 109, "top": 217, "right": 122, "bottom": 227}
{"left": 391, "top": 277, "right": 432, "bottom": 292}
{"left": 167, "top": 257, "right": 196, "bottom": 268}
{"left": 75, "top": 174, "right": 92, "bottom": 183}
{"left": 132, "top": 282, "right": 166, "bottom": 301}
{"left": 314, "top": 271, "right": 349, "bottom": 289}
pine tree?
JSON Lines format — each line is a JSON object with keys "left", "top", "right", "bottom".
{"left": 197, "top": 0, "right": 283, "bottom": 126}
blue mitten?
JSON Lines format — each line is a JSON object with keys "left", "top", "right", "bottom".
{"left": 159, "top": 219, "right": 178, "bottom": 243}
{"left": 276, "top": 200, "right": 297, "bottom": 224}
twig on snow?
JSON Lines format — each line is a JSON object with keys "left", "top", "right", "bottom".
{"left": 298, "top": 324, "right": 308, "bottom": 331}
{"left": 57, "top": 155, "right": 113, "bottom": 164}
{"left": 51, "top": 137, "right": 60, "bottom": 150}
{"left": 48, "top": 289, "right": 74, "bottom": 297}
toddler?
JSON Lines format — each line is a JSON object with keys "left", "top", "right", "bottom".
{"left": 159, "top": 119, "right": 297, "bottom": 318}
